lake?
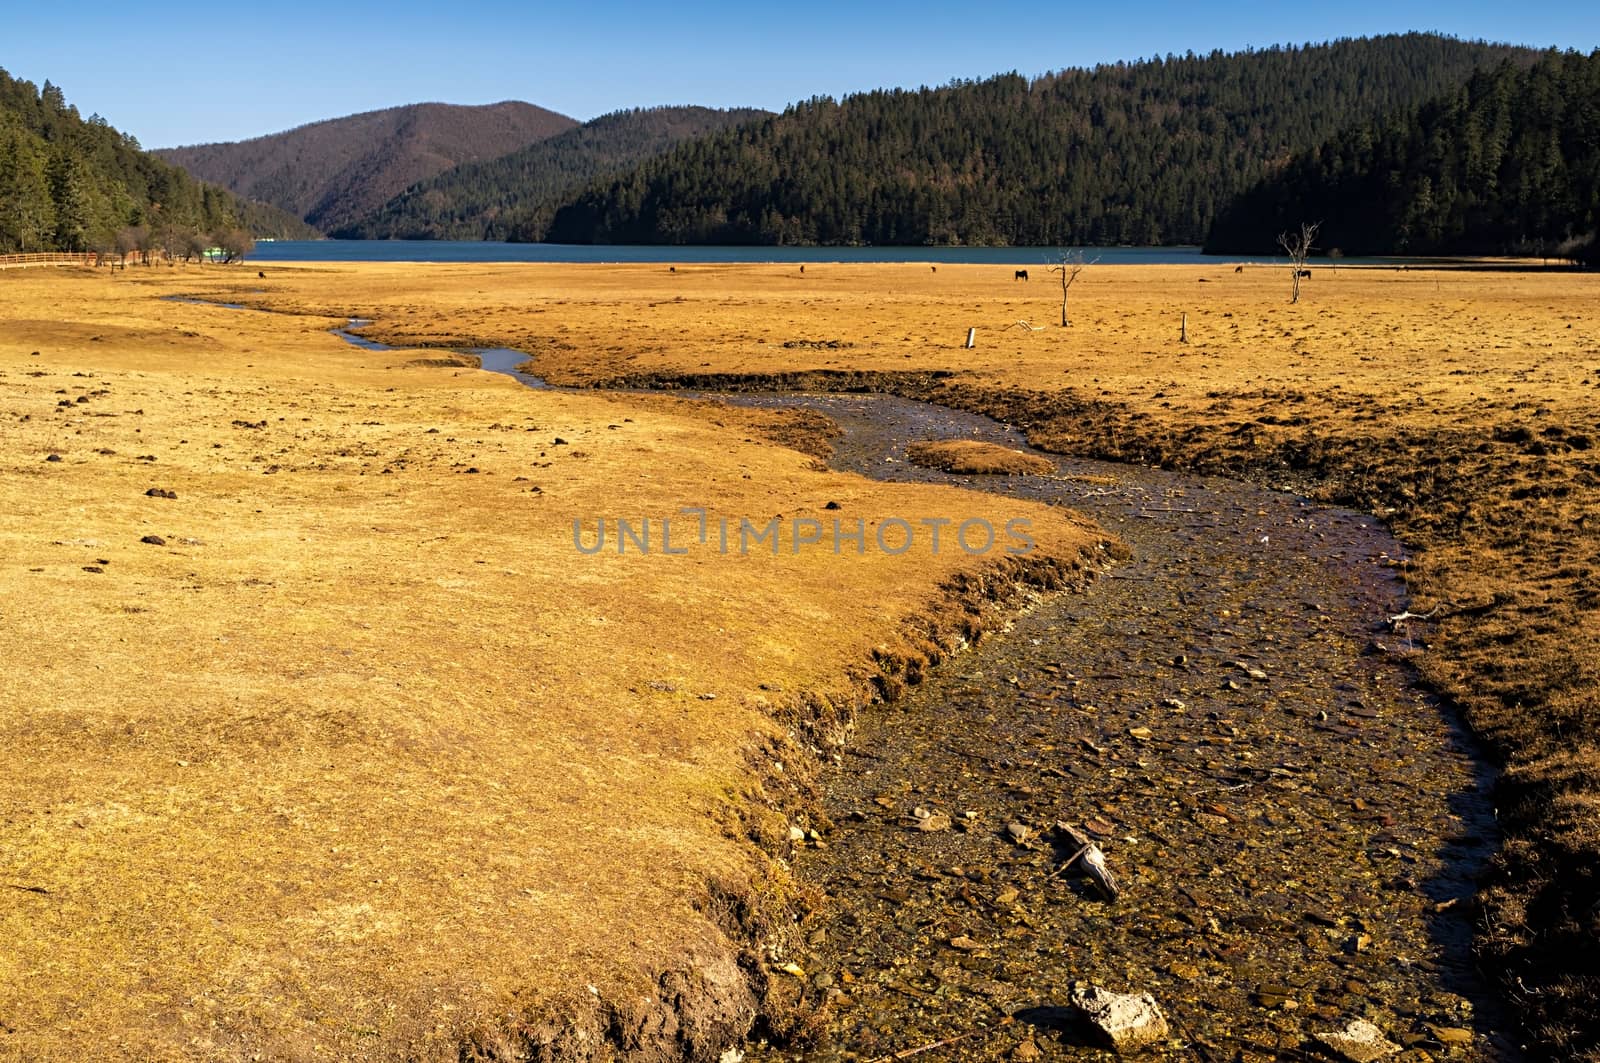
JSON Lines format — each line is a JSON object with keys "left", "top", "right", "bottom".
{"left": 250, "top": 240, "right": 1280, "bottom": 266}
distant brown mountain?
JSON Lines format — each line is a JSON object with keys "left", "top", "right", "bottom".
{"left": 157, "top": 101, "right": 577, "bottom": 234}
{"left": 339, "top": 106, "right": 773, "bottom": 240}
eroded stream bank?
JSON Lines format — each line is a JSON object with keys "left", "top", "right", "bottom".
{"left": 716, "top": 394, "right": 1516, "bottom": 1061}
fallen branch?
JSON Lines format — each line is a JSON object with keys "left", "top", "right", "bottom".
{"left": 1386, "top": 608, "right": 1437, "bottom": 629}
{"left": 941, "top": 742, "right": 1011, "bottom": 769}
{"left": 1191, "top": 781, "right": 1254, "bottom": 796}
{"left": 1053, "top": 822, "right": 1120, "bottom": 900}
{"left": 866, "top": 1017, "right": 1011, "bottom": 1062}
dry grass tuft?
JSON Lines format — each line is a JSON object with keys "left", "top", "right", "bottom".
{"left": 905, "top": 439, "right": 1055, "bottom": 475}
{"left": 403, "top": 352, "right": 479, "bottom": 368}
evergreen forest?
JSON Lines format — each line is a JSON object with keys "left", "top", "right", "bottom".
{"left": 0, "top": 67, "right": 314, "bottom": 256}
{"left": 1204, "top": 49, "right": 1600, "bottom": 261}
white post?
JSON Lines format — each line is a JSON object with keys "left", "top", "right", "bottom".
{"left": 965, "top": 327, "right": 977, "bottom": 349}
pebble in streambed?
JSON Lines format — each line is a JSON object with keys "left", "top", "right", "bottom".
{"left": 731, "top": 394, "right": 1517, "bottom": 1062}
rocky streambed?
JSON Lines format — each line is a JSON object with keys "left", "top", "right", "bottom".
{"left": 720, "top": 393, "right": 1516, "bottom": 1062}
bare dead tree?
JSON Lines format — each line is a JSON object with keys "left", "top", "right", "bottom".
{"left": 215, "top": 229, "right": 256, "bottom": 265}
{"left": 114, "top": 226, "right": 142, "bottom": 268}
{"left": 1049, "top": 250, "right": 1094, "bottom": 326}
{"left": 1278, "top": 221, "right": 1320, "bottom": 303}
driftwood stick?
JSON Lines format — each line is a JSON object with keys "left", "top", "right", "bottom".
{"left": 942, "top": 742, "right": 1005, "bottom": 768}
{"left": 867, "top": 1017, "right": 1010, "bottom": 1062}
{"left": 1055, "top": 821, "right": 1121, "bottom": 900}
{"left": 1047, "top": 843, "right": 1094, "bottom": 879}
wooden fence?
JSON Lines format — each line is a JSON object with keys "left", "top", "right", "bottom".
{"left": 0, "top": 252, "right": 100, "bottom": 270}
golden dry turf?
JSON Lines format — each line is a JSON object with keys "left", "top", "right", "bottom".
{"left": 4, "top": 259, "right": 1600, "bottom": 1058}
{"left": 0, "top": 265, "right": 1108, "bottom": 1061}
{"left": 904, "top": 440, "right": 1056, "bottom": 476}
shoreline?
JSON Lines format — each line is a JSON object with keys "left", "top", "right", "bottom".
{"left": 240, "top": 244, "right": 1575, "bottom": 269}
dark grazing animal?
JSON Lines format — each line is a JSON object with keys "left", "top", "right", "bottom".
{"left": 1297, "top": 269, "right": 1312, "bottom": 278}
{"left": 1234, "top": 265, "right": 1244, "bottom": 273}
{"left": 1014, "top": 269, "right": 1029, "bottom": 281}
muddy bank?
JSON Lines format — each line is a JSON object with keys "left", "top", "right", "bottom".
{"left": 704, "top": 392, "right": 1516, "bottom": 1061}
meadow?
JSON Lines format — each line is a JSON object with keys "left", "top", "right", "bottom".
{"left": 3, "top": 258, "right": 1597, "bottom": 1058}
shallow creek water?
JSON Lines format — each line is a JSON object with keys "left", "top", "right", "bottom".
{"left": 179, "top": 302, "right": 1512, "bottom": 1058}
{"left": 718, "top": 394, "right": 1516, "bottom": 1062}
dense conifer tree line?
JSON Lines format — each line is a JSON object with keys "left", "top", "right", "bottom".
{"left": 339, "top": 107, "right": 769, "bottom": 240}
{"left": 0, "top": 68, "right": 312, "bottom": 255}
{"left": 535, "top": 35, "right": 1531, "bottom": 246}
{"left": 1204, "top": 49, "right": 1600, "bottom": 261}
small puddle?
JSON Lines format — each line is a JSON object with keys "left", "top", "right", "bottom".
{"left": 468, "top": 347, "right": 550, "bottom": 390}
{"left": 330, "top": 317, "right": 388, "bottom": 350}
{"left": 330, "top": 320, "right": 551, "bottom": 388}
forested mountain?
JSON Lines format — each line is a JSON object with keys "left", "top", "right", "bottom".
{"left": 0, "top": 68, "right": 313, "bottom": 254}
{"left": 540, "top": 34, "right": 1533, "bottom": 247}
{"left": 1204, "top": 49, "right": 1600, "bottom": 260}
{"left": 158, "top": 102, "right": 577, "bottom": 234}
{"left": 337, "top": 106, "right": 770, "bottom": 240}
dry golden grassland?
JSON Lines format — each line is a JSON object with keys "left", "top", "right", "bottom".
{"left": 198, "top": 258, "right": 1600, "bottom": 1057}
{"left": 0, "top": 267, "right": 1107, "bottom": 1061}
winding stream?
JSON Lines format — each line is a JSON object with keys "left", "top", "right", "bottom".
{"left": 728, "top": 395, "right": 1514, "bottom": 1061}
{"left": 187, "top": 301, "right": 1513, "bottom": 1059}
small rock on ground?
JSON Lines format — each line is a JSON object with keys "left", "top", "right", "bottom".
{"left": 1069, "top": 982, "right": 1169, "bottom": 1052}
{"left": 1316, "top": 1018, "right": 1400, "bottom": 1062}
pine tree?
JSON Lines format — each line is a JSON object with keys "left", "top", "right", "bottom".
{"left": 0, "top": 121, "right": 54, "bottom": 251}
{"left": 47, "top": 149, "right": 92, "bottom": 251}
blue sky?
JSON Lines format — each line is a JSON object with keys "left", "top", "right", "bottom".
{"left": 4, "top": 1, "right": 1597, "bottom": 147}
